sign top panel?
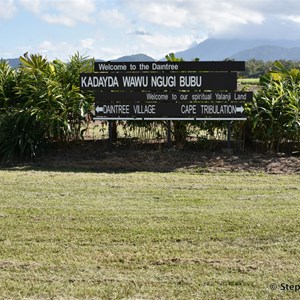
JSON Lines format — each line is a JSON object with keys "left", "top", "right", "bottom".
{"left": 94, "top": 61, "right": 245, "bottom": 72}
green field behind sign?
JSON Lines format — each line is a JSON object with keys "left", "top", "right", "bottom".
{"left": 238, "top": 78, "right": 260, "bottom": 85}
{"left": 1, "top": 169, "right": 300, "bottom": 299}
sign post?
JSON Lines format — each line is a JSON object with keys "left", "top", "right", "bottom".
{"left": 167, "top": 120, "right": 172, "bottom": 148}
{"left": 227, "top": 121, "right": 232, "bottom": 149}
{"left": 108, "top": 121, "right": 113, "bottom": 153}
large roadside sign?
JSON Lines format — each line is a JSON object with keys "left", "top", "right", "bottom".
{"left": 80, "top": 60, "right": 251, "bottom": 121}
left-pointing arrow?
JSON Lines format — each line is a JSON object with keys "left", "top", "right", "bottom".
{"left": 96, "top": 106, "right": 104, "bottom": 113}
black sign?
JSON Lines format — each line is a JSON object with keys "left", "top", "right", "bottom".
{"left": 94, "top": 102, "right": 246, "bottom": 118}
{"left": 80, "top": 72, "right": 237, "bottom": 91}
{"left": 94, "top": 61, "right": 245, "bottom": 72}
{"left": 80, "top": 61, "right": 251, "bottom": 121}
{"left": 95, "top": 91, "right": 252, "bottom": 103}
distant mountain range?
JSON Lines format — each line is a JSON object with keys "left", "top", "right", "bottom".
{"left": 112, "top": 54, "right": 154, "bottom": 62}
{"left": 95, "top": 54, "right": 154, "bottom": 63}
{"left": 174, "top": 39, "right": 300, "bottom": 61}
{"left": 3, "top": 58, "right": 20, "bottom": 68}
{"left": 4, "top": 39, "right": 300, "bottom": 67}
{"left": 229, "top": 45, "right": 300, "bottom": 61}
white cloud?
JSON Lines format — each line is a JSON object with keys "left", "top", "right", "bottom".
{"left": 42, "top": 13, "right": 75, "bottom": 26}
{"left": 0, "top": 0, "right": 16, "bottom": 19}
{"left": 19, "top": 0, "right": 96, "bottom": 26}
{"left": 38, "top": 40, "right": 55, "bottom": 56}
{"left": 36, "top": 40, "right": 78, "bottom": 60}
{"left": 132, "top": 0, "right": 264, "bottom": 33}
{"left": 136, "top": 33, "right": 198, "bottom": 58}
{"left": 94, "top": 46, "right": 125, "bottom": 60}
{"left": 80, "top": 38, "right": 95, "bottom": 50}
{"left": 99, "top": 8, "right": 131, "bottom": 27}
{"left": 283, "top": 15, "right": 300, "bottom": 23}
{"left": 19, "top": 0, "right": 41, "bottom": 14}
{"left": 54, "top": 0, "right": 95, "bottom": 24}
{"left": 134, "top": 2, "right": 188, "bottom": 28}
{"left": 190, "top": 1, "right": 264, "bottom": 35}
{"left": 33, "top": 39, "right": 108, "bottom": 61}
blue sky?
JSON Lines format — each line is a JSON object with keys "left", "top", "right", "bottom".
{"left": 1, "top": 0, "right": 300, "bottom": 61}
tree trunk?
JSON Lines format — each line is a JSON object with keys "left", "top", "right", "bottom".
{"left": 111, "top": 121, "right": 118, "bottom": 142}
{"left": 173, "top": 121, "right": 187, "bottom": 148}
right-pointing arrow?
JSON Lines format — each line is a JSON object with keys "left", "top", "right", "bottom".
{"left": 236, "top": 106, "right": 244, "bottom": 113}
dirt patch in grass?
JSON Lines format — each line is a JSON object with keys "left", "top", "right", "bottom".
{"left": 7, "top": 140, "right": 299, "bottom": 174}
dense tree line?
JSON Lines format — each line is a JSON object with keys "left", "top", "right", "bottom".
{"left": 242, "top": 59, "right": 300, "bottom": 78}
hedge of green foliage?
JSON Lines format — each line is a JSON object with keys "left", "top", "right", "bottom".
{"left": 0, "top": 53, "right": 94, "bottom": 161}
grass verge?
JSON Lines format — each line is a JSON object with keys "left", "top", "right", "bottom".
{"left": 0, "top": 170, "right": 300, "bottom": 299}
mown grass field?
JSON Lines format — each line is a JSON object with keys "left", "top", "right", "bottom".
{"left": 1, "top": 169, "right": 300, "bottom": 299}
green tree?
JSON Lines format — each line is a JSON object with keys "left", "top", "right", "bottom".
{"left": 248, "top": 61, "right": 300, "bottom": 151}
{"left": 0, "top": 52, "right": 94, "bottom": 161}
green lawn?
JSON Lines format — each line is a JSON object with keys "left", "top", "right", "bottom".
{"left": 0, "top": 170, "right": 300, "bottom": 299}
